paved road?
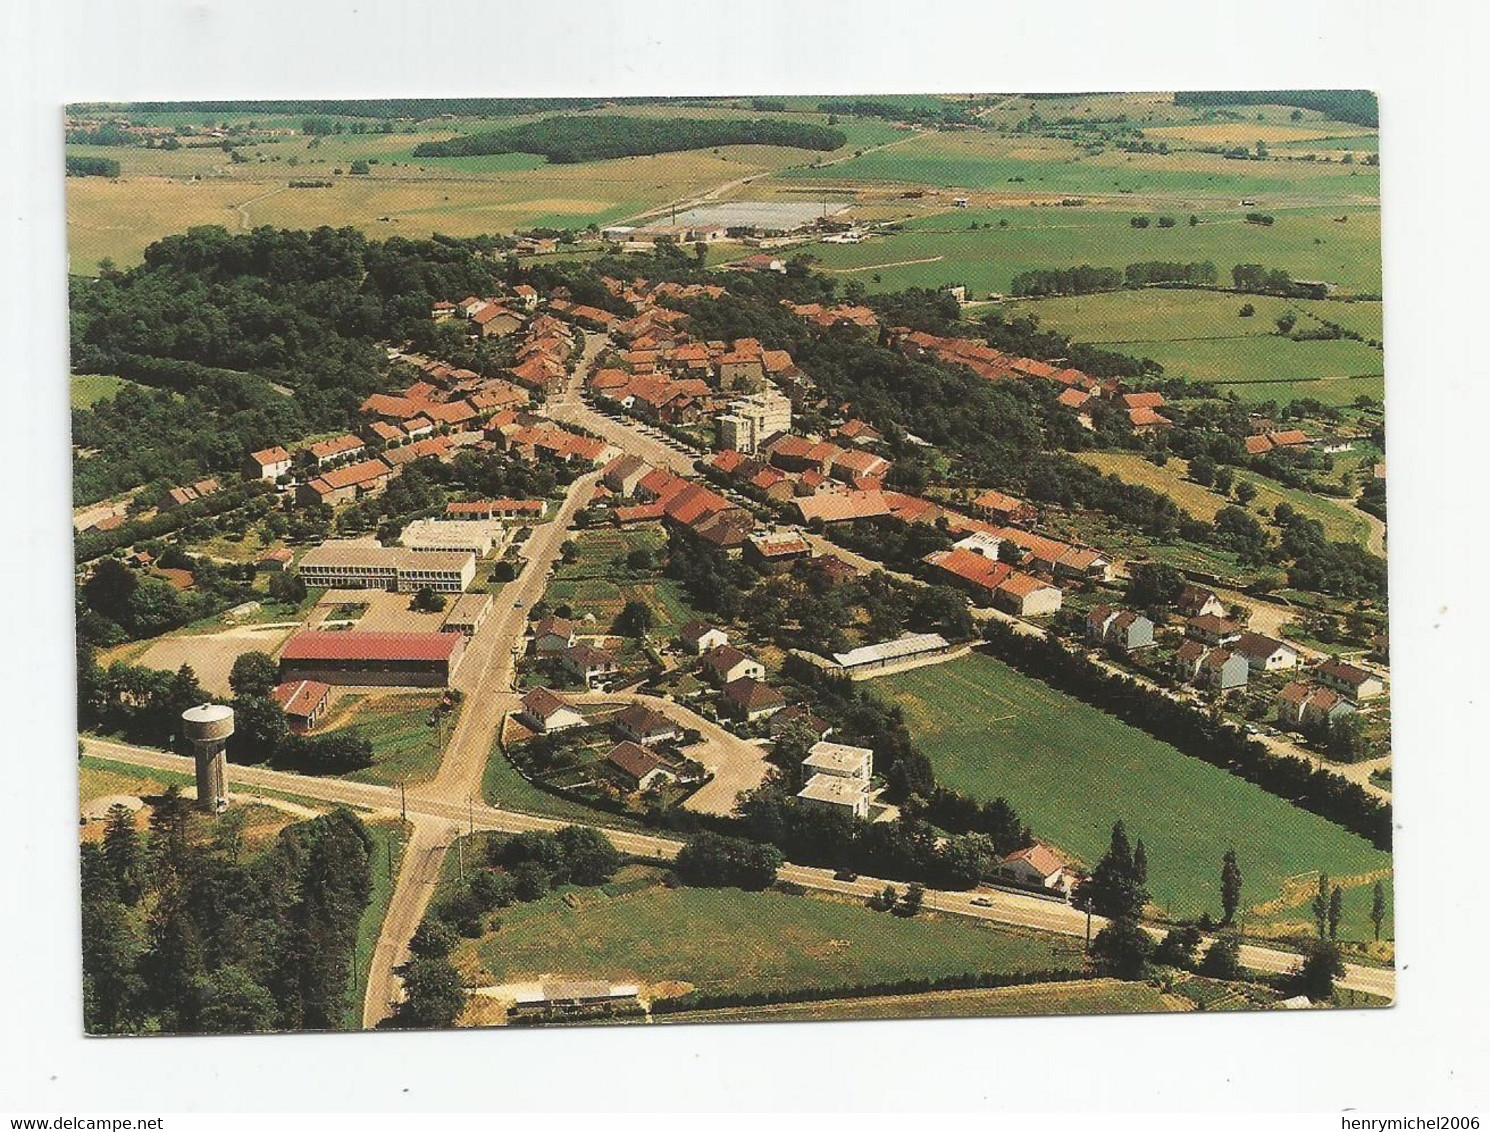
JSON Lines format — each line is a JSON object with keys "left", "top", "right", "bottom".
{"left": 356, "top": 467, "right": 601, "bottom": 1024}
{"left": 83, "top": 735, "right": 1395, "bottom": 999}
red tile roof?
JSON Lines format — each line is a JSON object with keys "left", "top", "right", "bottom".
{"left": 272, "top": 679, "right": 331, "bottom": 719}
{"left": 279, "top": 632, "right": 461, "bottom": 663}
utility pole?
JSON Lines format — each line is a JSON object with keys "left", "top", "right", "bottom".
{"left": 468, "top": 794, "right": 474, "bottom": 837}
{"left": 400, "top": 780, "right": 406, "bottom": 822}
{"left": 457, "top": 831, "right": 465, "bottom": 882}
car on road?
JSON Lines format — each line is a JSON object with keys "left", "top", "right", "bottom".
{"left": 513, "top": 599, "right": 525, "bottom": 609}
{"left": 833, "top": 868, "right": 858, "bottom": 882}
{"left": 971, "top": 896, "right": 994, "bottom": 907}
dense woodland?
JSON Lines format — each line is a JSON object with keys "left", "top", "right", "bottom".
{"left": 1173, "top": 90, "right": 1378, "bottom": 127}
{"left": 82, "top": 799, "right": 373, "bottom": 1034}
{"left": 412, "top": 116, "right": 846, "bottom": 163}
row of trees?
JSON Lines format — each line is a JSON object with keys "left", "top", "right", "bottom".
{"left": 981, "top": 624, "right": 1392, "bottom": 849}
{"left": 413, "top": 115, "right": 846, "bottom": 163}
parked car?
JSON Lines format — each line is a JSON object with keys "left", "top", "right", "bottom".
{"left": 833, "top": 868, "right": 858, "bottom": 882}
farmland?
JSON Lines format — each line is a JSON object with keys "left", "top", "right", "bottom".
{"left": 878, "top": 652, "right": 1391, "bottom": 922}
{"left": 459, "top": 870, "right": 1082, "bottom": 998}
{"left": 546, "top": 525, "right": 703, "bottom": 638}
{"left": 776, "top": 205, "right": 1381, "bottom": 303}
{"left": 1074, "top": 450, "right": 1380, "bottom": 552}
{"left": 775, "top": 129, "right": 1380, "bottom": 202}
{"left": 64, "top": 111, "right": 905, "bottom": 275}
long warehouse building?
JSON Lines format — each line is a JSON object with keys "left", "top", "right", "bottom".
{"left": 278, "top": 631, "right": 466, "bottom": 687}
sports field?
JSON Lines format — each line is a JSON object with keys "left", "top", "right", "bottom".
{"left": 463, "top": 873, "right": 1082, "bottom": 997}
{"left": 878, "top": 652, "right": 1391, "bottom": 921}
{"left": 1074, "top": 451, "right": 1380, "bottom": 552}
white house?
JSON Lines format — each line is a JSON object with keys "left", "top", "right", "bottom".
{"left": 797, "top": 774, "right": 870, "bottom": 819}
{"left": 679, "top": 620, "right": 729, "bottom": 656}
{"left": 559, "top": 644, "right": 620, "bottom": 688}
{"left": 518, "top": 687, "right": 585, "bottom": 734}
{"left": 1233, "top": 631, "right": 1300, "bottom": 672}
{"left": 701, "top": 644, "right": 764, "bottom": 686}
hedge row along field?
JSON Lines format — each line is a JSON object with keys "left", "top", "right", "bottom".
{"left": 413, "top": 116, "right": 847, "bottom": 164}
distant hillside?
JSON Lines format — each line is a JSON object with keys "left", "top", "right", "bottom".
{"left": 1174, "top": 90, "right": 1378, "bottom": 128}
{"left": 412, "top": 115, "right": 847, "bottom": 164}
{"left": 73, "top": 98, "right": 612, "bottom": 120}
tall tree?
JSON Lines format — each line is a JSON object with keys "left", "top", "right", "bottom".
{"left": 394, "top": 956, "right": 466, "bottom": 1028}
{"left": 1328, "top": 885, "right": 1344, "bottom": 940}
{"left": 1091, "top": 916, "right": 1153, "bottom": 980}
{"left": 1078, "top": 821, "right": 1148, "bottom": 920}
{"left": 101, "top": 804, "right": 145, "bottom": 905}
{"left": 1370, "top": 881, "right": 1388, "bottom": 942}
{"left": 228, "top": 651, "right": 279, "bottom": 698}
{"left": 1220, "top": 849, "right": 1243, "bottom": 926}
{"left": 1312, "top": 873, "right": 1331, "bottom": 938}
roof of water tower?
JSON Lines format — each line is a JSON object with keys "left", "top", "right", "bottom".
{"left": 181, "top": 703, "right": 234, "bottom": 724}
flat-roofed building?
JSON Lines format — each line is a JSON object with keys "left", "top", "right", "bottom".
{"left": 803, "top": 740, "right": 873, "bottom": 784}
{"left": 278, "top": 631, "right": 465, "bottom": 687}
{"left": 398, "top": 518, "right": 503, "bottom": 556}
{"left": 297, "top": 540, "right": 475, "bottom": 593}
{"left": 441, "top": 592, "right": 493, "bottom": 636}
{"left": 716, "top": 387, "right": 792, "bottom": 454}
{"left": 797, "top": 773, "right": 870, "bottom": 819}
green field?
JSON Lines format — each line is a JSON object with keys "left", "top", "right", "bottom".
{"left": 662, "top": 977, "right": 1185, "bottom": 1023}
{"left": 71, "top": 374, "right": 138, "bottom": 408}
{"left": 878, "top": 653, "right": 1391, "bottom": 923}
{"left": 342, "top": 818, "right": 409, "bottom": 1029}
{"left": 775, "top": 205, "right": 1382, "bottom": 302}
{"left": 340, "top": 694, "right": 449, "bottom": 786}
{"left": 465, "top": 875, "right": 1082, "bottom": 996}
{"left": 777, "top": 129, "right": 1381, "bottom": 201}
{"left": 1007, "top": 289, "right": 1382, "bottom": 344}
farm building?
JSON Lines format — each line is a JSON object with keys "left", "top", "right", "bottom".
{"left": 832, "top": 633, "right": 952, "bottom": 675}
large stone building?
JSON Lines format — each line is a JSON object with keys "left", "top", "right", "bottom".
{"left": 715, "top": 387, "right": 792, "bottom": 454}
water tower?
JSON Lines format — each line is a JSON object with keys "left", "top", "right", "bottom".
{"left": 181, "top": 703, "right": 234, "bottom": 812}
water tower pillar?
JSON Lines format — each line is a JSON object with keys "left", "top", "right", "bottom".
{"left": 180, "top": 703, "right": 236, "bottom": 813}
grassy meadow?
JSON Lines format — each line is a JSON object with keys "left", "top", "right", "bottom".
{"left": 459, "top": 870, "right": 1082, "bottom": 996}
{"left": 878, "top": 652, "right": 1391, "bottom": 924}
